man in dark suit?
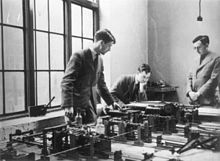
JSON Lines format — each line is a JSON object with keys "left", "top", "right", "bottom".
{"left": 110, "top": 64, "right": 151, "bottom": 107}
{"left": 186, "top": 35, "right": 220, "bottom": 106}
{"left": 61, "top": 29, "right": 118, "bottom": 124}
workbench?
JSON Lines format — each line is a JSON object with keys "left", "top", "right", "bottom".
{"left": 1, "top": 102, "right": 220, "bottom": 161}
{"left": 7, "top": 130, "right": 220, "bottom": 161}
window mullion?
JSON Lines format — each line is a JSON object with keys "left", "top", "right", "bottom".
{"left": 0, "top": 0, "right": 5, "bottom": 115}
{"left": 25, "top": 0, "right": 35, "bottom": 107}
{"left": 64, "top": 0, "right": 72, "bottom": 64}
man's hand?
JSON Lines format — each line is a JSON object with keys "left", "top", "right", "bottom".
{"left": 105, "top": 102, "right": 121, "bottom": 112}
{"left": 188, "top": 91, "right": 200, "bottom": 102}
{"left": 112, "top": 102, "right": 121, "bottom": 110}
{"left": 101, "top": 102, "right": 122, "bottom": 115}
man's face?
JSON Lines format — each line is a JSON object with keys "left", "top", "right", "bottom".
{"left": 99, "top": 41, "right": 113, "bottom": 55}
{"left": 138, "top": 71, "right": 151, "bottom": 84}
{"left": 193, "top": 41, "right": 207, "bottom": 56}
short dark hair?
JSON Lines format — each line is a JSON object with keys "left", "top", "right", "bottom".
{"left": 94, "top": 29, "right": 116, "bottom": 44}
{"left": 138, "top": 63, "right": 151, "bottom": 73}
{"left": 192, "top": 35, "right": 209, "bottom": 45}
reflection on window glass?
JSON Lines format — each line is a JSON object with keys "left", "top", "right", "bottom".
{"left": 37, "top": 72, "right": 49, "bottom": 105}
{"left": 35, "top": 0, "right": 48, "bottom": 31}
{"left": 0, "top": 73, "right": 3, "bottom": 114}
{"left": 4, "top": 26, "right": 24, "bottom": 70}
{"left": 36, "top": 32, "right": 48, "bottom": 70}
{"left": 50, "top": 34, "right": 64, "bottom": 70}
{"left": 83, "top": 8, "right": 93, "bottom": 38}
{"left": 51, "top": 72, "right": 63, "bottom": 106}
{"left": 71, "top": 4, "right": 81, "bottom": 37}
{"left": 72, "top": 37, "right": 82, "bottom": 53}
{"left": 50, "top": 0, "right": 64, "bottom": 33}
{"left": 5, "top": 72, "right": 25, "bottom": 113}
{"left": 83, "top": 39, "right": 93, "bottom": 49}
{"left": 2, "top": 0, "right": 23, "bottom": 26}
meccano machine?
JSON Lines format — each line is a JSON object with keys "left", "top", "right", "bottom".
{"left": 2, "top": 101, "right": 220, "bottom": 161}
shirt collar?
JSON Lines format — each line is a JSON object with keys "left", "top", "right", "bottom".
{"left": 200, "top": 51, "right": 209, "bottom": 64}
{"left": 89, "top": 47, "right": 99, "bottom": 60}
{"left": 135, "top": 75, "right": 139, "bottom": 85}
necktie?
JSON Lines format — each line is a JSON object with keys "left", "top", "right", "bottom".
{"left": 94, "top": 54, "right": 99, "bottom": 69}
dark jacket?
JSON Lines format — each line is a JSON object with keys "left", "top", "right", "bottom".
{"left": 110, "top": 75, "right": 147, "bottom": 104}
{"left": 61, "top": 48, "right": 114, "bottom": 110}
{"left": 187, "top": 52, "right": 220, "bottom": 105}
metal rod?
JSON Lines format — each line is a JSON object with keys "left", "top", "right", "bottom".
{"left": 46, "top": 96, "right": 55, "bottom": 107}
{"left": 48, "top": 143, "right": 90, "bottom": 156}
{"left": 11, "top": 138, "right": 43, "bottom": 147}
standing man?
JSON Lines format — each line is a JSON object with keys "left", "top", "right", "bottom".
{"left": 61, "top": 29, "right": 118, "bottom": 124}
{"left": 186, "top": 35, "right": 220, "bottom": 106}
{"left": 110, "top": 64, "right": 151, "bottom": 107}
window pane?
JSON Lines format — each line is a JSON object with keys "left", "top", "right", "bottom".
{"left": 0, "top": 0, "right": 1, "bottom": 23}
{"left": 36, "top": 32, "right": 48, "bottom": 70}
{"left": 83, "top": 39, "right": 93, "bottom": 49}
{"left": 2, "top": 0, "right": 23, "bottom": 26}
{"left": 50, "top": 0, "right": 64, "bottom": 33}
{"left": 72, "top": 37, "right": 82, "bottom": 53}
{"left": 33, "top": 31, "right": 36, "bottom": 69}
{"left": 37, "top": 72, "right": 49, "bottom": 105}
{"left": 50, "top": 34, "right": 64, "bottom": 70}
{"left": 35, "top": 0, "right": 48, "bottom": 31}
{"left": 51, "top": 72, "right": 63, "bottom": 106}
{"left": 0, "top": 28, "right": 2, "bottom": 69}
{"left": 0, "top": 73, "right": 3, "bottom": 114}
{"left": 4, "top": 26, "right": 24, "bottom": 70}
{"left": 5, "top": 72, "right": 25, "bottom": 113}
{"left": 71, "top": 4, "right": 81, "bottom": 37}
{"left": 83, "top": 8, "right": 93, "bottom": 38}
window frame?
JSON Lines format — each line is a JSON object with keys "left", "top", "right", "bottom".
{"left": 32, "top": 0, "right": 65, "bottom": 107}
{"left": 0, "top": 0, "right": 99, "bottom": 119}
{"left": 65, "top": 0, "right": 99, "bottom": 63}
{"left": 0, "top": 0, "right": 27, "bottom": 116}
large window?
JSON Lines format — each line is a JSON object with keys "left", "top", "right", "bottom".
{"left": 0, "top": 0, "right": 98, "bottom": 117}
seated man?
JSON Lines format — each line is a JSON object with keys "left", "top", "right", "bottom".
{"left": 110, "top": 64, "right": 151, "bottom": 107}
